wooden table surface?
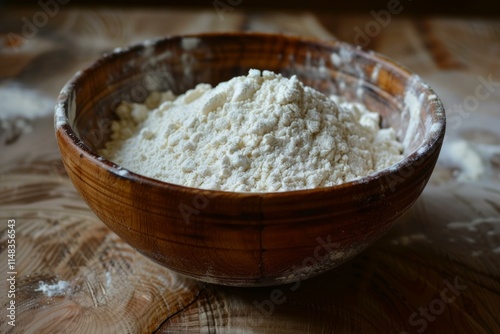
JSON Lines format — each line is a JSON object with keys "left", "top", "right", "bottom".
{"left": 1, "top": 8, "right": 500, "bottom": 334}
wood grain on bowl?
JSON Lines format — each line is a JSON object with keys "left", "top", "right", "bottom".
{"left": 55, "top": 33, "right": 445, "bottom": 286}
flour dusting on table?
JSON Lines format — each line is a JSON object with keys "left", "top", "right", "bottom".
{"left": 35, "top": 280, "right": 71, "bottom": 297}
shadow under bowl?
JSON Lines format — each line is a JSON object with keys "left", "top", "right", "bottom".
{"left": 55, "top": 32, "right": 445, "bottom": 287}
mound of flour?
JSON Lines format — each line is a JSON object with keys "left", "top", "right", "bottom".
{"left": 100, "top": 69, "right": 403, "bottom": 192}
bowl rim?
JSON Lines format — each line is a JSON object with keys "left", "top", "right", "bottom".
{"left": 54, "top": 31, "right": 446, "bottom": 197}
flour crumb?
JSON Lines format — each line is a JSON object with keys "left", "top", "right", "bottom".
{"left": 35, "top": 280, "right": 71, "bottom": 297}
{"left": 100, "top": 70, "right": 403, "bottom": 192}
{"left": 440, "top": 139, "right": 485, "bottom": 181}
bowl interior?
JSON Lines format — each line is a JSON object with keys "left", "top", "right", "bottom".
{"left": 67, "top": 33, "right": 442, "bottom": 159}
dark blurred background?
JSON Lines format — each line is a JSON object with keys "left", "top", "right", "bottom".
{"left": 2, "top": 0, "right": 500, "bottom": 17}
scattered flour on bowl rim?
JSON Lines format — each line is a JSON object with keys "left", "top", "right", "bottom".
{"left": 100, "top": 69, "right": 403, "bottom": 192}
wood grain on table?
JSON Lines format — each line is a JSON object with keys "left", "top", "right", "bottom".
{"left": 1, "top": 9, "right": 500, "bottom": 334}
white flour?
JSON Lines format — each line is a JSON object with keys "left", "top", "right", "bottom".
{"left": 100, "top": 70, "right": 403, "bottom": 192}
{"left": 440, "top": 139, "right": 485, "bottom": 181}
{"left": 0, "top": 84, "right": 55, "bottom": 120}
{"left": 0, "top": 84, "right": 55, "bottom": 141}
{"left": 35, "top": 280, "right": 70, "bottom": 297}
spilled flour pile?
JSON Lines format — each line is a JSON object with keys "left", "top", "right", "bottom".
{"left": 100, "top": 69, "right": 403, "bottom": 192}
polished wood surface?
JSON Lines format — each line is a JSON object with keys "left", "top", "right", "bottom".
{"left": 1, "top": 9, "right": 499, "bottom": 333}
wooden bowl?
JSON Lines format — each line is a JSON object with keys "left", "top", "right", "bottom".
{"left": 55, "top": 32, "right": 445, "bottom": 287}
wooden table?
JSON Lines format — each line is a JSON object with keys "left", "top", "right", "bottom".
{"left": 1, "top": 8, "right": 500, "bottom": 333}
